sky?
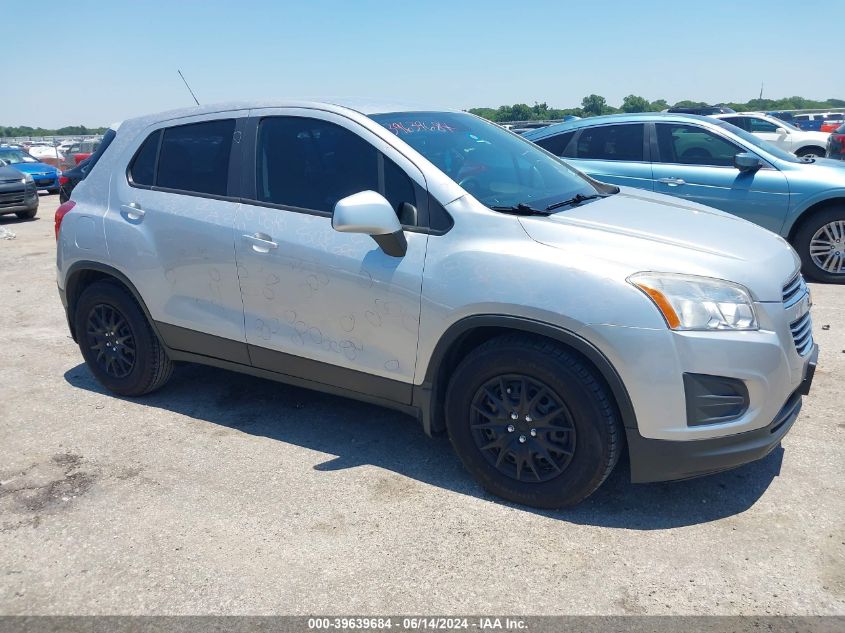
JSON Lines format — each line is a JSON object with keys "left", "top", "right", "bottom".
{"left": 0, "top": 0, "right": 837, "bottom": 128}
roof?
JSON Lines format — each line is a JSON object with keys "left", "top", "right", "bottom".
{"left": 522, "top": 112, "right": 718, "bottom": 140}
{"left": 120, "top": 99, "right": 454, "bottom": 128}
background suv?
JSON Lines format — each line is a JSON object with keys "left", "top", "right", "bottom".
{"left": 713, "top": 112, "right": 829, "bottom": 158}
{"left": 56, "top": 102, "right": 816, "bottom": 508}
{"left": 525, "top": 113, "right": 845, "bottom": 282}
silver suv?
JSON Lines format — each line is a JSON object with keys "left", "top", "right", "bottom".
{"left": 56, "top": 101, "right": 818, "bottom": 508}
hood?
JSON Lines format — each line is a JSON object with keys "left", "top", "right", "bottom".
{"left": 798, "top": 131, "right": 831, "bottom": 143}
{"left": 518, "top": 188, "right": 799, "bottom": 302}
{"left": 0, "top": 164, "right": 26, "bottom": 182}
{"left": 11, "top": 162, "right": 57, "bottom": 175}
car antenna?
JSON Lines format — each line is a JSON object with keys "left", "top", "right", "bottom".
{"left": 177, "top": 69, "right": 201, "bottom": 106}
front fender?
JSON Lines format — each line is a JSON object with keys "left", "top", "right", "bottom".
{"left": 782, "top": 189, "right": 845, "bottom": 237}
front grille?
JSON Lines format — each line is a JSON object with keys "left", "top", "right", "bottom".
{"left": 34, "top": 179, "right": 53, "bottom": 186}
{"left": 0, "top": 192, "right": 26, "bottom": 207}
{"left": 783, "top": 273, "right": 814, "bottom": 356}
{"left": 790, "top": 312, "right": 814, "bottom": 356}
{"left": 782, "top": 273, "right": 806, "bottom": 307}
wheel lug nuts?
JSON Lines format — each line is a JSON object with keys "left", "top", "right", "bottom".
{"left": 507, "top": 424, "right": 515, "bottom": 433}
{"left": 530, "top": 429, "right": 537, "bottom": 437}
{"left": 525, "top": 415, "right": 532, "bottom": 422}
{"left": 518, "top": 435, "right": 527, "bottom": 443}
{"left": 510, "top": 412, "right": 518, "bottom": 420}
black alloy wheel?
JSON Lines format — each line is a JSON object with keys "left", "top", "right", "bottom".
{"left": 470, "top": 374, "right": 576, "bottom": 482}
{"left": 85, "top": 303, "right": 137, "bottom": 378}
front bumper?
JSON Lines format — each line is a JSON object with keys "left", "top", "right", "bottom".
{"left": 627, "top": 344, "right": 817, "bottom": 483}
{"left": 0, "top": 188, "right": 39, "bottom": 214}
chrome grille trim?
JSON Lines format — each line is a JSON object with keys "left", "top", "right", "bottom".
{"left": 782, "top": 273, "right": 806, "bottom": 308}
{"left": 790, "top": 312, "right": 814, "bottom": 356}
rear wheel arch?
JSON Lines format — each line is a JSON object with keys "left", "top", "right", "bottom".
{"left": 417, "top": 316, "right": 638, "bottom": 436}
{"left": 795, "top": 145, "right": 826, "bottom": 157}
{"left": 65, "top": 262, "right": 161, "bottom": 343}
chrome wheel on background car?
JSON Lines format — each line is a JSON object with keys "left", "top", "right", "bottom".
{"left": 795, "top": 208, "right": 845, "bottom": 283}
{"left": 470, "top": 374, "right": 576, "bottom": 482}
{"left": 809, "top": 221, "right": 845, "bottom": 275}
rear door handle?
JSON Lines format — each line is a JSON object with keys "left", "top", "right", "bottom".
{"left": 243, "top": 232, "right": 278, "bottom": 253}
{"left": 657, "top": 177, "right": 686, "bottom": 186}
{"left": 120, "top": 203, "right": 145, "bottom": 220}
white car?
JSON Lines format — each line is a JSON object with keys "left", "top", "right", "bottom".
{"left": 713, "top": 112, "right": 829, "bottom": 159}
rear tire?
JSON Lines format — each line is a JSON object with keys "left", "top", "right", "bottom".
{"left": 445, "top": 334, "right": 622, "bottom": 508}
{"left": 15, "top": 208, "right": 37, "bottom": 219}
{"left": 74, "top": 280, "right": 173, "bottom": 396}
{"left": 794, "top": 207, "right": 845, "bottom": 283}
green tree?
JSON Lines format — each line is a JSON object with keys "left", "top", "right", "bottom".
{"left": 621, "top": 94, "right": 651, "bottom": 113}
{"left": 581, "top": 94, "right": 610, "bottom": 117}
{"left": 648, "top": 99, "right": 669, "bottom": 112}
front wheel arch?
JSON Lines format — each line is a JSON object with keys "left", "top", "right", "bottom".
{"left": 418, "top": 316, "right": 639, "bottom": 436}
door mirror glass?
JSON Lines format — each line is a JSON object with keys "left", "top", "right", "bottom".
{"left": 332, "top": 190, "right": 407, "bottom": 257}
{"left": 734, "top": 152, "right": 762, "bottom": 172}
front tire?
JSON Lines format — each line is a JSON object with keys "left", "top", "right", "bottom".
{"left": 74, "top": 280, "right": 173, "bottom": 395}
{"left": 796, "top": 146, "right": 825, "bottom": 159}
{"left": 15, "top": 208, "right": 37, "bottom": 219}
{"left": 445, "top": 334, "right": 622, "bottom": 508}
{"left": 794, "top": 207, "right": 845, "bottom": 283}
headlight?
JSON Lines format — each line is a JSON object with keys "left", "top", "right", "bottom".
{"left": 628, "top": 272, "right": 758, "bottom": 331}
{"left": 22, "top": 173, "right": 34, "bottom": 183}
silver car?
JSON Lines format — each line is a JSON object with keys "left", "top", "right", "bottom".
{"left": 55, "top": 101, "right": 817, "bottom": 508}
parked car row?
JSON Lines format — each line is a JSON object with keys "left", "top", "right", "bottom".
{"left": 0, "top": 158, "right": 39, "bottom": 219}
{"left": 0, "top": 146, "right": 61, "bottom": 194}
{"left": 524, "top": 112, "right": 845, "bottom": 282}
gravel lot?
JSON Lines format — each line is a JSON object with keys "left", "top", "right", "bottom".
{"left": 1, "top": 195, "right": 843, "bottom": 615}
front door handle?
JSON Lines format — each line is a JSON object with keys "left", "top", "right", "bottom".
{"left": 120, "top": 203, "right": 145, "bottom": 220}
{"left": 243, "top": 232, "right": 278, "bottom": 253}
{"left": 657, "top": 177, "right": 686, "bottom": 186}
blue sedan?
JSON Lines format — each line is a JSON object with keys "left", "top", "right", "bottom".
{"left": 524, "top": 113, "right": 845, "bottom": 283}
{"left": 0, "top": 147, "right": 61, "bottom": 193}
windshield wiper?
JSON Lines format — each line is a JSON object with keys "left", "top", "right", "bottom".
{"left": 545, "top": 192, "right": 605, "bottom": 211}
{"left": 489, "top": 203, "right": 553, "bottom": 216}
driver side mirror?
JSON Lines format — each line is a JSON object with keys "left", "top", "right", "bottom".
{"left": 332, "top": 190, "right": 407, "bottom": 257}
{"left": 775, "top": 127, "right": 789, "bottom": 136}
{"left": 734, "top": 152, "right": 762, "bottom": 173}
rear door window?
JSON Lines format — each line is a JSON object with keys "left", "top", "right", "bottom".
{"left": 573, "top": 124, "right": 645, "bottom": 161}
{"left": 655, "top": 123, "right": 741, "bottom": 167}
{"left": 747, "top": 117, "right": 780, "bottom": 133}
{"left": 721, "top": 116, "right": 749, "bottom": 131}
{"left": 534, "top": 131, "right": 576, "bottom": 158}
{"left": 156, "top": 119, "right": 235, "bottom": 196}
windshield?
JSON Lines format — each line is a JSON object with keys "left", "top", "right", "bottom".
{"left": 369, "top": 111, "right": 598, "bottom": 210}
{"left": 713, "top": 121, "right": 803, "bottom": 163}
{"left": 0, "top": 149, "right": 38, "bottom": 165}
